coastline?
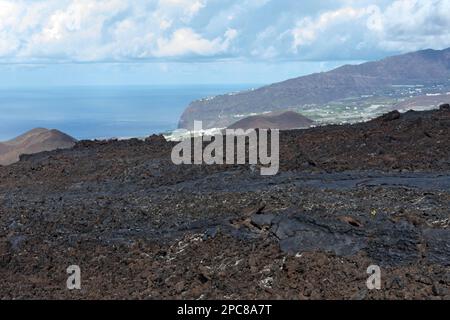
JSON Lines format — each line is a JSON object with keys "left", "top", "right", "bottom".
{"left": 1, "top": 107, "right": 449, "bottom": 299}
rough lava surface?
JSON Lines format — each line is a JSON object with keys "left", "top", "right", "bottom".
{"left": 0, "top": 107, "right": 449, "bottom": 299}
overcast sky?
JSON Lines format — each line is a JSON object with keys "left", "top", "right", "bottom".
{"left": 1, "top": 0, "right": 450, "bottom": 86}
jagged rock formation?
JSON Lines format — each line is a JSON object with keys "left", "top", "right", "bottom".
{"left": 0, "top": 109, "right": 449, "bottom": 299}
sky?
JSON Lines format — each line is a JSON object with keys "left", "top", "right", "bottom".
{"left": 1, "top": 0, "right": 450, "bottom": 86}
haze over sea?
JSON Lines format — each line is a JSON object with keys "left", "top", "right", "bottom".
{"left": 0, "top": 84, "right": 257, "bottom": 141}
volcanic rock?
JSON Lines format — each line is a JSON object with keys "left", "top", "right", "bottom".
{"left": 228, "top": 111, "right": 314, "bottom": 130}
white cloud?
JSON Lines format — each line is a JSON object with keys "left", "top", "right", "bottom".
{"left": 289, "top": 0, "right": 450, "bottom": 59}
{"left": 0, "top": 31, "right": 19, "bottom": 56}
{"left": 0, "top": 0, "right": 220, "bottom": 62}
{"left": 292, "top": 7, "right": 371, "bottom": 50}
{"left": 368, "top": 0, "right": 450, "bottom": 52}
{"left": 0, "top": 0, "right": 449, "bottom": 63}
{"left": 158, "top": 0, "right": 207, "bottom": 22}
{"left": 155, "top": 27, "right": 236, "bottom": 57}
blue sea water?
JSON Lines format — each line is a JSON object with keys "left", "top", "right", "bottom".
{"left": 0, "top": 84, "right": 257, "bottom": 141}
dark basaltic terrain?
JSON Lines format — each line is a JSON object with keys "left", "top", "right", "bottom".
{"left": 0, "top": 106, "right": 449, "bottom": 299}
{"left": 228, "top": 111, "right": 313, "bottom": 130}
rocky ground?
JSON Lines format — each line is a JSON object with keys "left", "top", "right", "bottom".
{"left": 0, "top": 106, "right": 449, "bottom": 299}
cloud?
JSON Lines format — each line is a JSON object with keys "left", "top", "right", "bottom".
{"left": 154, "top": 27, "right": 237, "bottom": 57}
{"left": 0, "top": 0, "right": 218, "bottom": 62}
{"left": 0, "top": 0, "right": 449, "bottom": 64}
{"left": 368, "top": 0, "right": 450, "bottom": 52}
{"left": 292, "top": 7, "right": 371, "bottom": 50}
{"left": 157, "top": 0, "right": 207, "bottom": 22}
{"left": 288, "top": 0, "right": 450, "bottom": 60}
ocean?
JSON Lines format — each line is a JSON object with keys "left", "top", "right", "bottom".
{"left": 0, "top": 85, "right": 258, "bottom": 141}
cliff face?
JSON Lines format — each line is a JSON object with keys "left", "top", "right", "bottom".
{"left": 178, "top": 48, "right": 450, "bottom": 130}
{"left": 0, "top": 128, "right": 77, "bottom": 166}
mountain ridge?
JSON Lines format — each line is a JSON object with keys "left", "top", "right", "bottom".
{"left": 0, "top": 128, "right": 77, "bottom": 166}
{"left": 178, "top": 47, "right": 450, "bottom": 130}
